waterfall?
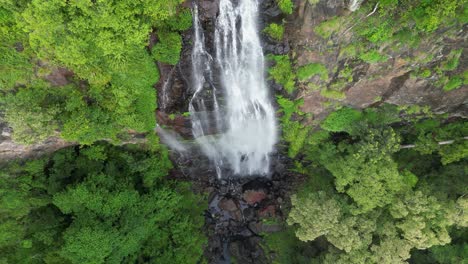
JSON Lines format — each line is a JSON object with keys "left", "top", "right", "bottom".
{"left": 190, "top": 0, "right": 277, "bottom": 177}
{"left": 349, "top": 0, "right": 363, "bottom": 11}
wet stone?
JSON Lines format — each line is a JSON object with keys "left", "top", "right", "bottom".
{"left": 258, "top": 205, "right": 276, "bottom": 218}
{"left": 243, "top": 207, "right": 255, "bottom": 221}
{"left": 243, "top": 189, "right": 267, "bottom": 205}
{"left": 218, "top": 198, "right": 238, "bottom": 212}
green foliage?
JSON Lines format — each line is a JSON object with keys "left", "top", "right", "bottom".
{"left": 288, "top": 191, "right": 343, "bottom": 242}
{"left": 320, "top": 89, "right": 346, "bottom": 100}
{"left": 440, "top": 49, "right": 462, "bottom": 72}
{"left": 159, "top": 8, "right": 193, "bottom": 31}
{"left": 263, "top": 23, "right": 285, "bottom": 41}
{"left": 358, "top": 19, "right": 394, "bottom": 43}
{"left": 276, "top": 0, "right": 294, "bottom": 14}
{"left": 21, "top": 0, "right": 176, "bottom": 84}
{"left": 152, "top": 31, "right": 183, "bottom": 65}
{"left": 0, "top": 46, "right": 33, "bottom": 91}
{"left": 349, "top": 0, "right": 466, "bottom": 68}
{"left": 339, "top": 44, "right": 358, "bottom": 58}
{"left": 297, "top": 63, "right": 328, "bottom": 81}
{"left": 409, "top": 0, "right": 464, "bottom": 32}
{"left": 0, "top": 0, "right": 192, "bottom": 145}
{"left": 268, "top": 55, "right": 296, "bottom": 94}
{"left": 424, "top": 243, "right": 468, "bottom": 264}
{"left": 325, "top": 129, "right": 405, "bottom": 213}
{"left": 1, "top": 80, "right": 67, "bottom": 144}
{"left": 418, "top": 68, "right": 432, "bottom": 78}
{"left": 359, "top": 50, "right": 389, "bottom": 63}
{"left": 393, "top": 28, "right": 422, "bottom": 48}
{"left": 277, "top": 96, "right": 309, "bottom": 158}
{"left": 389, "top": 191, "right": 454, "bottom": 248}
{"left": 321, "top": 107, "right": 363, "bottom": 134}
{"left": 0, "top": 143, "right": 206, "bottom": 264}
{"left": 338, "top": 66, "right": 353, "bottom": 82}
{"left": 268, "top": 105, "right": 467, "bottom": 264}
{"left": 439, "top": 140, "right": 468, "bottom": 165}
{"left": 315, "top": 17, "right": 342, "bottom": 39}
{"left": 443, "top": 76, "right": 463, "bottom": 91}
{"left": 262, "top": 228, "right": 315, "bottom": 264}
{"left": 406, "top": 118, "right": 468, "bottom": 163}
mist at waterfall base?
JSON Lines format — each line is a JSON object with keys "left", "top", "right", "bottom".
{"left": 159, "top": 0, "right": 277, "bottom": 178}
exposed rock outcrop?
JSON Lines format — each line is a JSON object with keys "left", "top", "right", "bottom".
{"left": 0, "top": 121, "right": 74, "bottom": 163}
{"left": 288, "top": 0, "right": 467, "bottom": 119}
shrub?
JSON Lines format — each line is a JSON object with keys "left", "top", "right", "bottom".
{"left": 339, "top": 66, "right": 353, "bottom": 79}
{"left": 0, "top": 46, "right": 33, "bottom": 91}
{"left": 262, "top": 228, "right": 314, "bottom": 264}
{"left": 321, "top": 107, "right": 363, "bottom": 133}
{"left": 268, "top": 55, "right": 296, "bottom": 94}
{"left": 277, "top": 96, "right": 309, "bottom": 158}
{"left": 320, "top": 89, "right": 346, "bottom": 100}
{"left": 315, "top": 17, "right": 342, "bottom": 39}
{"left": 162, "top": 8, "right": 193, "bottom": 31}
{"left": 440, "top": 49, "right": 462, "bottom": 72}
{"left": 297, "top": 63, "right": 328, "bottom": 81}
{"left": 359, "top": 50, "right": 389, "bottom": 63}
{"left": 2, "top": 81, "right": 66, "bottom": 144}
{"left": 277, "top": 0, "right": 294, "bottom": 14}
{"left": 411, "top": 0, "right": 464, "bottom": 32}
{"left": 339, "top": 44, "right": 358, "bottom": 58}
{"left": 443, "top": 76, "right": 462, "bottom": 91}
{"left": 419, "top": 69, "right": 432, "bottom": 78}
{"left": 263, "top": 23, "right": 284, "bottom": 41}
{"left": 358, "top": 19, "right": 394, "bottom": 43}
{"left": 152, "top": 31, "right": 182, "bottom": 65}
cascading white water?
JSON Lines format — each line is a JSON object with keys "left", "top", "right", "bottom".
{"left": 190, "top": 0, "right": 277, "bottom": 177}
{"left": 349, "top": 0, "right": 363, "bottom": 11}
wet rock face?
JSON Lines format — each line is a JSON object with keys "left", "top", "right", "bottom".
{"left": 165, "top": 143, "right": 298, "bottom": 263}
{"left": 156, "top": 0, "right": 291, "bottom": 128}
{"left": 243, "top": 189, "right": 267, "bottom": 205}
{"left": 205, "top": 177, "right": 284, "bottom": 264}
{"left": 199, "top": 0, "right": 219, "bottom": 19}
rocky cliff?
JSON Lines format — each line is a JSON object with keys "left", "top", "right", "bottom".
{"left": 287, "top": 0, "right": 467, "bottom": 119}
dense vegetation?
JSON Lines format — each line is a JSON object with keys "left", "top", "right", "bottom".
{"left": 264, "top": 1, "right": 467, "bottom": 263}
{"left": 0, "top": 142, "right": 206, "bottom": 263}
{"left": 1, "top": 0, "right": 466, "bottom": 263}
{"left": 265, "top": 104, "right": 467, "bottom": 263}
{"left": 0, "top": 0, "right": 190, "bottom": 145}
{"left": 0, "top": 1, "right": 207, "bottom": 263}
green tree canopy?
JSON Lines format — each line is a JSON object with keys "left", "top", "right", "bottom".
{"left": 0, "top": 143, "right": 206, "bottom": 264}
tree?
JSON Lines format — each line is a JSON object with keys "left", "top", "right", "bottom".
{"left": 324, "top": 128, "right": 406, "bottom": 213}
{"left": 287, "top": 191, "right": 342, "bottom": 242}
{"left": 271, "top": 111, "right": 467, "bottom": 264}
{"left": 320, "top": 107, "right": 362, "bottom": 134}
{"left": 1, "top": 81, "right": 66, "bottom": 144}
{"left": 0, "top": 143, "right": 206, "bottom": 264}
{"left": 1, "top": 0, "right": 190, "bottom": 145}
{"left": 389, "top": 191, "right": 454, "bottom": 249}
